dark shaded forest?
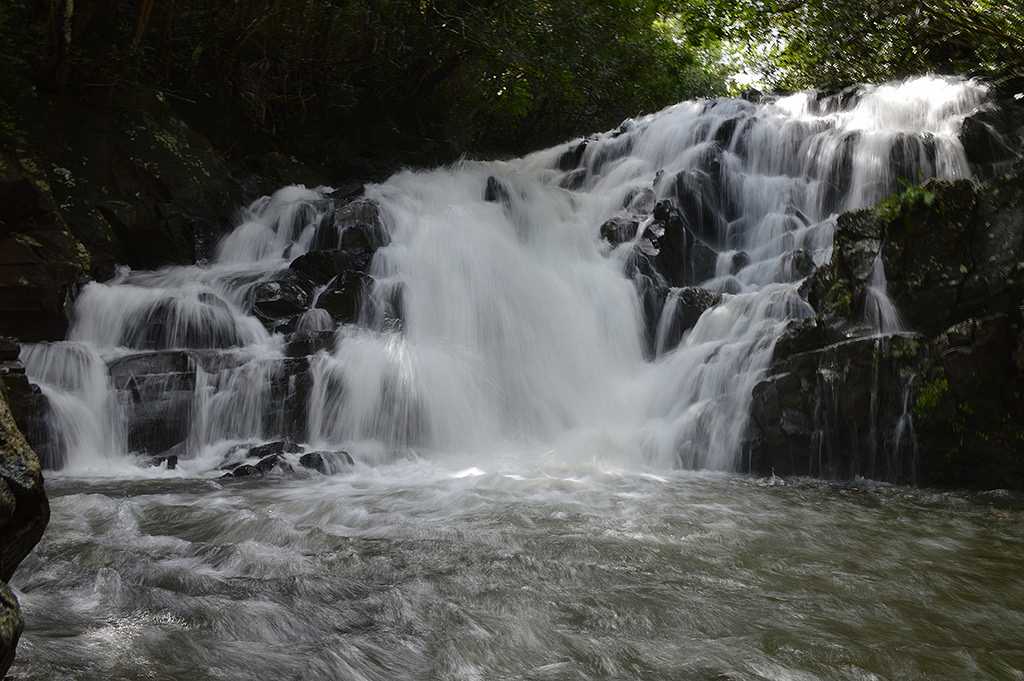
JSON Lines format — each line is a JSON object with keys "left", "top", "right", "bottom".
{"left": 2, "top": 0, "right": 1021, "bottom": 173}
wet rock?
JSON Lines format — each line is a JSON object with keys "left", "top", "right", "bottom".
{"left": 229, "top": 464, "right": 262, "bottom": 478}
{"left": 0, "top": 380, "right": 48, "bottom": 582}
{"left": 299, "top": 450, "right": 354, "bottom": 475}
{"left": 654, "top": 286, "right": 722, "bottom": 354}
{"left": 247, "top": 440, "right": 301, "bottom": 460}
{"left": 313, "top": 198, "right": 388, "bottom": 252}
{"left": 118, "top": 295, "right": 248, "bottom": 350}
{"left": 557, "top": 140, "right": 588, "bottom": 171}
{"left": 559, "top": 168, "right": 587, "bottom": 191}
{"left": 913, "top": 314, "right": 1024, "bottom": 489}
{"left": 108, "top": 351, "right": 194, "bottom": 390}
{"left": 1, "top": 373, "right": 49, "bottom": 676}
{"left": 624, "top": 187, "right": 656, "bottom": 214}
{"left": 730, "top": 251, "right": 751, "bottom": 275}
{"left": 251, "top": 272, "right": 315, "bottom": 324}
{"left": 284, "top": 330, "right": 336, "bottom": 358}
{"left": 256, "top": 454, "right": 294, "bottom": 475}
{"left": 748, "top": 333, "right": 927, "bottom": 483}
{"left": 147, "top": 454, "right": 178, "bottom": 470}
{"left": 289, "top": 248, "right": 373, "bottom": 286}
{"left": 651, "top": 200, "right": 719, "bottom": 287}
{"left": 0, "top": 149, "right": 89, "bottom": 342}
{"left": 960, "top": 100, "right": 1023, "bottom": 176}
{"left": 600, "top": 216, "right": 639, "bottom": 246}
{"left": 484, "top": 176, "right": 512, "bottom": 205}
{"left": 316, "top": 270, "right": 374, "bottom": 324}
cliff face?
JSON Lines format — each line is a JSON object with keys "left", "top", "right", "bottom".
{"left": 749, "top": 161, "right": 1024, "bottom": 488}
{"left": 0, "top": 342, "right": 49, "bottom": 676}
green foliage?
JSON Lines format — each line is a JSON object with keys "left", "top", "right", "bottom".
{"left": 713, "top": 0, "right": 1024, "bottom": 91}
{"left": 914, "top": 375, "right": 950, "bottom": 419}
{"left": 4, "top": 0, "right": 736, "bottom": 166}
{"left": 877, "top": 185, "right": 936, "bottom": 223}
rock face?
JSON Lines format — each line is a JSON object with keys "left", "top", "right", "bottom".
{"left": 0, "top": 369, "right": 50, "bottom": 677}
{"left": 752, "top": 164, "right": 1024, "bottom": 488}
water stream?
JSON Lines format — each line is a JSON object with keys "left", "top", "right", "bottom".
{"left": 10, "top": 76, "right": 1020, "bottom": 680}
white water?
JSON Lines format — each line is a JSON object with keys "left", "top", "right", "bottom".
{"left": 22, "top": 75, "right": 989, "bottom": 476}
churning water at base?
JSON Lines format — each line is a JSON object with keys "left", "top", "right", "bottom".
{"left": 11, "top": 472, "right": 1024, "bottom": 680}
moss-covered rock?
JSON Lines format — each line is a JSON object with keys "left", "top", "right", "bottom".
{"left": 764, "top": 163, "right": 1024, "bottom": 489}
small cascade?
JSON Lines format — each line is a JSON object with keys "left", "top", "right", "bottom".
{"left": 864, "top": 253, "right": 904, "bottom": 334}
{"left": 20, "top": 342, "right": 126, "bottom": 470}
{"left": 20, "top": 75, "right": 993, "bottom": 478}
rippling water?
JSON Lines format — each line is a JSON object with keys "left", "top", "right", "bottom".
{"left": 10, "top": 466, "right": 1024, "bottom": 680}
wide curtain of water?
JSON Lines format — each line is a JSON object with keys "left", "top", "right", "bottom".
{"left": 10, "top": 76, "right": 1022, "bottom": 680}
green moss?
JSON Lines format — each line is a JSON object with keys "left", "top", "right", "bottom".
{"left": 877, "top": 184, "right": 936, "bottom": 223}
{"left": 914, "top": 375, "right": 949, "bottom": 418}
{"left": 823, "top": 280, "right": 853, "bottom": 318}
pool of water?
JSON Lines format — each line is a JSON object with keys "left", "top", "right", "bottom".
{"left": 9, "top": 463, "right": 1024, "bottom": 680}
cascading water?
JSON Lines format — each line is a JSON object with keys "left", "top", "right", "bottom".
{"left": 23, "top": 75, "right": 988, "bottom": 476}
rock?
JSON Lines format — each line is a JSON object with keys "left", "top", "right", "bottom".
{"left": 559, "top": 168, "right": 587, "bottom": 191}
{"left": 729, "top": 251, "right": 750, "bottom": 275}
{"left": 256, "top": 454, "right": 294, "bottom": 475}
{"left": 0, "top": 381, "right": 49, "bottom": 582}
{"left": 600, "top": 216, "right": 639, "bottom": 245}
{"left": 289, "top": 248, "right": 372, "bottom": 286}
{"left": 313, "top": 198, "right": 389, "bottom": 252}
{"left": 147, "top": 453, "right": 178, "bottom": 470}
{"left": 557, "top": 140, "right": 588, "bottom": 171}
{"left": 284, "top": 330, "right": 336, "bottom": 358}
{"left": 0, "top": 339, "right": 18, "bottom": 363}
{"left": 651, "top": 200, "right": 719, "bottom": 287}
{"left": 748, "top": 333, "right": 927, "bottom": 483}
{"left": 654, "top": 287, "right": 722, "bottom": 354}
{"left": 960, "top": 101, "right": 1023, "bottom": 176}
{"left": 0, "top": 373, "right": 49, "bottom": 677}
{"left": 0, "top": 149, "right": 89, "bottom": 342}
{"left": 484, "top": 176, "right": 511, "bottom": 205}
{"left": 913, "top": 314, "right": 1024, "bottom": 489}
{"left": 251, "top": 271, "right": 315, "bottom": 324}
{"left": 230, "top": 464, "right": 262, "bottom": 478}
{"left": 316, "top": 270, "right": 374, "bottom": 324}
{"left": 299, "top": 450, "right": 354, "bottom": 475}
{"left": 247, "top": 440, "right": 301, "bottom": 460}
{"left": 114, "top": 294, "right": 248, "bottom": 350}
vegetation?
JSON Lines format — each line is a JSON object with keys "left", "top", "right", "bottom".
{"left": 1, "top": 0, "right": 1021, "bottom": 171}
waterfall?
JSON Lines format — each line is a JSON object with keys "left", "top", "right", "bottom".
{"left": 22, "top": 75, "right": 989, "bottom": 475}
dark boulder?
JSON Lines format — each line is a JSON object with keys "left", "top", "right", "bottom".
{"left": 1, "top": 373, "right": 50, "bottom": 677}
{"left": 284, "top": 330, "right": 337, "bottom": 358}
{"left": 748, "top": 333, "right": 927, "bottom": 483}
{"left": 0, "top": 149, "right": 89, "bottom": 342}
{"left": 651, "top": 201, "right": 719, "bottom": 287}
{"left": 484, "top": 176, "right": 512, "bottom": 205}
{"left": 299, "top": 450, "right": 355, "bottom": 475}
{"left": 557, "top": 140, "right": 588, "bottom": 171}
{"left": 256, "top": 454, "right": 294, "bottom": 475}
{"left": 251, "top": 272, "right": 315, "bottom": 324}
{"left": 913, "top": 314, "right": 1024, "bottom": 489}
{"left": 317, "top": 270, "right": 374, "bottom": 324}
{"left": 559, "top": 168, "right": 587, "bottom": 191}
{"left": 654, "top": 286, "right": 722, "bottom": 354}
{"left": 248, "top": 440, "right": 301, "bottom": 460}
{"left": 229, "top": 464, "right": 262, "bottom": 478}
{"left": 600, "top": 216, "right": 639, "bottom": 246}
{"left": 959, "top": 99, "right": 1023, "bottom": 177}
{"left": 289, "top": 247, "right": 373, "bottom": 286}
{"left": 313, "top": 198, "right": 389, "bottom": 252}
